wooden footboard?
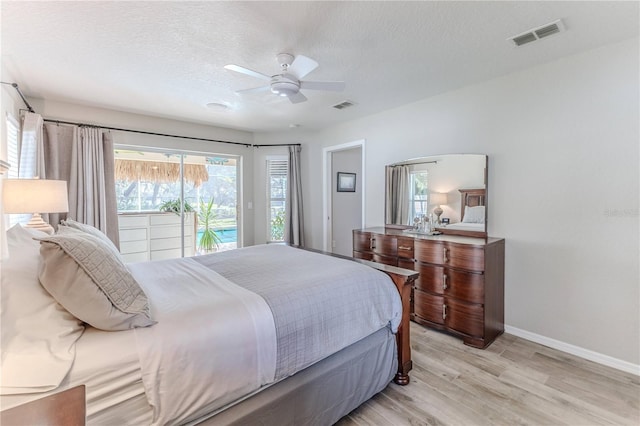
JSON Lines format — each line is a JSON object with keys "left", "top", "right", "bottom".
{"left": 356, "top": 259, "right": 417, "bottom": 385}
{"left": 293, "top": 245, "right": 417, "bottom": 385}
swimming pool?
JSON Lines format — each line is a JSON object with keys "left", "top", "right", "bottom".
{"left": 197, "top": 228, "right": 237, "bottom": 244}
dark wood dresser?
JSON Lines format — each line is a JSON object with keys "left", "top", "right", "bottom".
{"left": 353, "top": 227, "right": 505, "bottom": 348}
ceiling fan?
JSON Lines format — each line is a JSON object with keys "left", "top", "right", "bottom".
{"left": 224, "top": 53, "right": 345, "bottom": 104}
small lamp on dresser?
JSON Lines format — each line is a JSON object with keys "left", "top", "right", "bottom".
{"left": 430, "top": 192, "right": 448, "bottom": 224}
{"left": 2, "top": 178, "right": 69, "bottom": 234}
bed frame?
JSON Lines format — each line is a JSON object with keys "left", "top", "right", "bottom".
{"left": 295, "top": 246, "right": 417, "bottom": 385}
{"left": 196, "top": 250, "right": 418, "bottom": 425}
{"left": 358, "top": 259, "right": 417, "bottom": 385}
{"left": 439, "top": 188, "right": 487, "bottom": 238}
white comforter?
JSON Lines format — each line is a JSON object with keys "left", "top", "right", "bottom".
{"left": 129, "top": 258, "right": 277, "bottom": 426}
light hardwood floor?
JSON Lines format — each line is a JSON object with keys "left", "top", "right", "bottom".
{"left": 337, "top": 323, "right": 639, "bottom": 425}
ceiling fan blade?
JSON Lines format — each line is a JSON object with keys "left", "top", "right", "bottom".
{"left": 288, "top": 55, "right": 318, "bottom": 79}
{"left": 235, "top": 85, "right": 271, "bottom": 95}
{"left": 300, "top": 81, "right": 346, "bottom": 92}
{"left": 288, "top": 92, "right": 307, "bottom": 104}
{"left": 224, "top": 64, "right": 271, "bottom": 81}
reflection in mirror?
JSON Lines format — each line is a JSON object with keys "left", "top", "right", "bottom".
{"left": 385, "top": 154, "right": 488, "bottom": 237}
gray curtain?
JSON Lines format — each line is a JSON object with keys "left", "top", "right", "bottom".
{"left": 43, "top": 124, "right": 120, "bottom": 248}
{"left": 386, "top": 165, "right": 411, "bottom": 225}
{"left": 285, "top": 145, "right": 305, "bottom": 246}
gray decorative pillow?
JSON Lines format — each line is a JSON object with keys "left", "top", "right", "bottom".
{"left": 37, "top": 232, "right": 155, "bottom": 331}
{"left": 59, "top": 219, "right": 121, "bottom": 258}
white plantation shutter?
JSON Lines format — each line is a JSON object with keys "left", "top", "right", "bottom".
{"left": 5, "top": 114, "right": 26, "bottom": 227}
{"left": 267, "top": 159, "right": 288, "bottom": 178}
{"left": 267, "top": 158, "right": 288, "bottom": 242}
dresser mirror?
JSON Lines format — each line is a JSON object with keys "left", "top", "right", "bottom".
{"left": 385, "top": 154, "right": 488, "bottom": 238}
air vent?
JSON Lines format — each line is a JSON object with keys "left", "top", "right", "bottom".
{"left": 332, "top": 100, "right": 356, "bottom": 110}
{"left": 509, "top": 19, "right": 565, "bottom": 47}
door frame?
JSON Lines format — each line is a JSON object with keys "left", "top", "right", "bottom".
{"left": 322, "top": 139, "right": 365, "bottom": 252}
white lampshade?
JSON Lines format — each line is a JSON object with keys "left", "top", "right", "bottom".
{"left": 2, "top": 179, "right": 69, "bottom": 214}
{"left": 430, "top": 192, "right": 448, "bottom": 206}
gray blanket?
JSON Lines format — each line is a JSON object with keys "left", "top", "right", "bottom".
{"left": 193, "top": 244, "right": 401, "bottom": 380}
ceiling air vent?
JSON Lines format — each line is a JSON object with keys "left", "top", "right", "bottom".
{"left": 333, "top": 100, "right": 356, "bottom": 110}
{"left": 509, "top": 19, "right": 565, "bottom": 47}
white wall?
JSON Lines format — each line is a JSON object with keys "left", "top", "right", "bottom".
{"left": 257, "top": 38, "right": 640, "bottom": 367}
{"left": 28, "top": 99, "right": 258, "bottom": 247}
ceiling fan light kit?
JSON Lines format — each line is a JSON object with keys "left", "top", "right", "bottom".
{"left": 225, "top": 53, "right": 345, "bottom": 104}
{"left": 270, "top": 75, "right": 300, "bottom": 97}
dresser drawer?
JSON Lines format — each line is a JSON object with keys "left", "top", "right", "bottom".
{"left": 444, "top": 269, "right": 484, "bottom": 303}
{"left": 414, "top": 240, "right": 444, "bottom": 264}
{"left": 445, "top": 244, "right": 485, "bottom": 272}
{"left": 353, "top": 250, "right": 373, "bottom": 261}
{"left": 414, "top": 263, "right": 445, "bottom": 294}
{"left": 445, "top": 298, "right": 485, "bottom": 337}
{"left": 371, "top": 234, "right": 397, "bottom": 257}
{"left": 372, "top": 253, "right": 397, "bottom": 267}
{"left": 397, "top": 258, "right": 415, "bottom": 271}
{"left": 414, "top": 289, "right": 444, "bottom": 325}
{"left": 396, "top": 237, "right": 414, "bottom": 260}
{"left": 352, "top": 231, "right": 372, "bottom": 252}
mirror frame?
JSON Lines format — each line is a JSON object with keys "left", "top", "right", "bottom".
{"left": 384, "top": 154, "right": 488, "bottom": 238}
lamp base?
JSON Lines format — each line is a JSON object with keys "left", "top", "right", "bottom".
{"left": 25, "top": 213, "right": 54, "bottom": 235}
{"left": 434, "top": 206, "right": 444, "bottom": 224}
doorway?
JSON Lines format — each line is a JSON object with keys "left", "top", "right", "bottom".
{"left": 322, "top": 140, "right": 365, "bottom": 255}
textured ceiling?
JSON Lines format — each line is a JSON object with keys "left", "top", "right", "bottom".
{"left": 1, "top": 1, "right": 638, "bottom": 133}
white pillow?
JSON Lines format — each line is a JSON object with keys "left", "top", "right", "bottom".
{"left": 462, "top": 205, "right": 486, "bottom": 224}
{"left": 37, "top": 231, "right": 155, "bottom": 331}
{"left": 0, "top": 225, "right": 85, "bottom": 395}
{"left": 59, "top": 219, "right": 121, "bottom": 259}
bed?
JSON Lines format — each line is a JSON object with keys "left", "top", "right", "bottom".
{"left": 0, "top": 223, "right": 415, "bottom": 425}
{"left": 438, "top": 188, "right": 486, "bottom": 238}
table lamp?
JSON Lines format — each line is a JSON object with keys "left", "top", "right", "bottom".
{"left": 2, "top": 179, "right": 69, "bottom": 234}
{"left": 430, "top": 192, "right": 448, "bottom": 224}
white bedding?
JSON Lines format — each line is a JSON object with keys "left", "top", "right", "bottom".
{"left": 129, "top": 257, "right": 277, "bottom": 426}
{"left": 2, "top": 244, "right": 399, "bottom": 425}
{"left": 0, "top": 326, "right": 152, "bottom": 425}
{"left": 440, "top": 222, "right": 484, "bottom": 231}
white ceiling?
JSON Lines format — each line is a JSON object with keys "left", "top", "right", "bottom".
{"left": 2, "top": 1, "right": 638, "bottom": 133}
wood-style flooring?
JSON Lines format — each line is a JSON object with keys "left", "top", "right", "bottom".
{"left": 336, "top": 323, "right": 640, "bottom": 426}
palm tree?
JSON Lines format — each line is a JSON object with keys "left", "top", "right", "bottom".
{"left": 198, "top": 198, "right": 222, "bottom": 253}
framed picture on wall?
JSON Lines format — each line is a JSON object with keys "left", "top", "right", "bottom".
{"left": 337, "top": 172, "right": 356, "bottom": 192}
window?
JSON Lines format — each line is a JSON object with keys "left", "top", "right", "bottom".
{"left": 267, "top": 157, "right": 287, "bottom": 242}
{"left": 114, "top": 148, "right": 240, "bottom": 259}
{"left": 409, "top": 171, "right": 428, "bottom": 221}
{"left": 5, "top": 114, "right": 23, "bottom": 227}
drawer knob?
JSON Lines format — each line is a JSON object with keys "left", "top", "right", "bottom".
{"left": 443, "top": 274, "right": 448, "bottom": 290}
{"left": 370, "top": 238, "right": 376, "bottom": 250}
{"left": 443, "top": 247, "right": 449, "bottom": 263}
{"left": 398, "top": 246, "right": 412, "bottom": 251}
{"left": 442, "top": 304, "right": 447, "bottom": 320}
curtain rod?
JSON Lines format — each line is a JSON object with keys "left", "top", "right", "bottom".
{"left": 1, "top": 82, "right": 35, "bottom": 113}
{"left": 43, "top": 118, "right": 254, "bottom": 148}
{"left": 390, "top": 160, "right": 438, "bottom": 167}
{"left": 254, "top": 143, "right": 301, "bottom": 147}
{"left": 43, "top": 118, "right": 302, "bottom": 149}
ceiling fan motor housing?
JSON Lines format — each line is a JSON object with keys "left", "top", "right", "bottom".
{"left": 271, "top": 74, "right": 300, "bottom": 97}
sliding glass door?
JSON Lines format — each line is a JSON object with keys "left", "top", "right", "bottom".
{"left": 114, "top": 147, "right": 240, "bottom": 262}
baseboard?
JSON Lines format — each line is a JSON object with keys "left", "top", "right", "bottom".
{"left": 504, "top": 325, "right": 640, "bottom": 376}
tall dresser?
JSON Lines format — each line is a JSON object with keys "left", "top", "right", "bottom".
{"left": 353, "top": 227, "right": 505, "bottom": 348}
